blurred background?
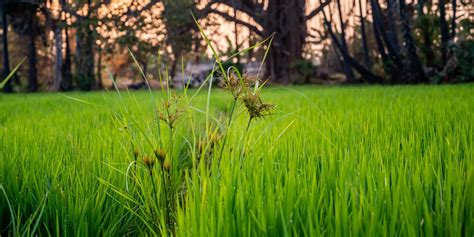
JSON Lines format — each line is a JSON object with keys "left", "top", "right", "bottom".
{"left": 0, "top": 0, "right": 473, "bottom": 92}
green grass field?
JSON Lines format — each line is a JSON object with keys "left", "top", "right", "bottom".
{"left": 0, "top": 85, "right": 473, "bottom": 236}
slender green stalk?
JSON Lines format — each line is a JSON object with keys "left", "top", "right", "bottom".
{"left": 246, "top": 117, "right": 253, "bottom": 132}
{"left": 160, "top": 166, "right": 170, "bottom": 232}
{"left": 167, "top": 126, "right": 174, "bottom": 228}
{"left": 217, "top": 98, "right": 238, "bottom": 167}
{"left": 239, "top": 117, "right": 253, "bottom": 162}
{"left": 149, "top": 172, "right": 160, "bottom": 221}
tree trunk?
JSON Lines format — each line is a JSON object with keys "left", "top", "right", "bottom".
{"left": 439, "top": 0, "right": 450, "bottom": 64}
{"left": 2, "top": 5, "right": 12, "bottom": 93}
{"left": 73, "top": 0, "right": 95, "bottom": 90}
{"left": 264, "top": 0, "right": 306, "bottom": 84}
{"left": 451, "top": 0, "right": 456, "bottom": 39}
{"left": 143, "top": 61, "right": 148, "bottom": 77}
{"left": 399, "top": 0, "right": 428, "bottom": 83}
{"left": 75, "top": 19, "right": 95, "bottom": 90}
{"left": 61, "top": 26, "right": 73, "bottom": 91}
{"left": 96, "top": 49, "right": 103, "bottom": 90}
{"left": 372, "top": 13, "right": 388, "bottom": 63}
{"left": 27, "top": 6, "right": 38, "bottom": 92}
{"left": 233, "top": 2, "right": 240, "bottom": 63}
{"left": 53, "top": 25, "right": 63, "bottom": 91}
{"left": 370, "top": 0, "right": 403, "bottom": 69}
{"left": 385, "top": 0, "right": 401, "bottom": 52}
{"left": 322, "top": 9, "right": 384, "bottom": 84}
{"left": 370, "top": 0, "right": 395, "bottom": 83}
{"left": 336, "top": 0, "right": 355, "bottom": 82}
{"left": 359, "top": 0, "right": 371, "bottom": 69}
{"left": 417, "top": 0, "right": 436, "bottom": 68}
{"left": 170, "top": 56, "right": 178, "bottom": 82}
{"left": 370, "top": 0, "right": 402, "bottom": 83}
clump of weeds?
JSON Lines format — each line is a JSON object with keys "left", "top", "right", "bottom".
{"left": 59, "top": 15, "right": 276, "bottom": 236}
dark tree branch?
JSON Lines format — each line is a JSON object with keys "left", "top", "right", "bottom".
{"left": 308, "top": 27, "right": 327, "bottom": 40}
{"left": 306, "top": 0, "right": 330, "bottom": 21}
{"left": 125, "top": 0, "right": 161, "bottom": 17}
{"left": 439, "top": 0, "right": 450, "bottom": 63}
{"left": 321, "top": 9, "right": 384, "bottom": 84}
{"left": 200, "top": 0, "right": 263, "bottom": 25}
{"left": 451, "top": 0, "right": 456, "bottom": 38}
{"left": 358, "top": 0, "right": 371, "bottom": 68}
{"left": 399, "top": 0, "right": 428, "bottom": 83}
{"left": 335, "top": 0, "right": 355, "bottom": 81}
{"left": 2, "top": 5, "right": 13, "bottom": 92}
{"left": 370, "top": 0, "right": 403, "bottom": 68}
{"left": 199, "top": 6, "right": 263, "bottom": 36}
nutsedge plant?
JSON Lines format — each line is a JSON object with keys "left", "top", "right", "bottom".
{"left": 191, "top": 13, "right": 276, "bottom": 165}
{"left": 89, "top": 24, "right": 277, "bottom": 235}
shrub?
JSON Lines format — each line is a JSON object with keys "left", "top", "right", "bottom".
{"left": 290, "top": 59, "right": 316, "bottom": 84}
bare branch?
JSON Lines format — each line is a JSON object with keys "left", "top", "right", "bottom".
{"left": 321, "top": 8, "right": 384, "bottom": 84}
{"left": 125, "top": 0, "right": 161, "bottom": 17}
{"left": 204, "top": 7, "right": 263, "bottom": 36}
{"left": 306, "top": 0, "right": 330, "bottom": 21}
{"left": 308, "top": 27, "right": 327, "bottom": 40}
{"left": 199, "top": 0, "right": 263, "bottom": 25}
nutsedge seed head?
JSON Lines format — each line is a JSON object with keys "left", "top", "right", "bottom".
{"left": 153, "top": 148, "right": 166, "bottom": 163}
{"left": 220, "top": 73, "right": 274, "bottom": 119}
{"left": 163, "top": 159, "right": 172, "bottom": 171}
{"left": 159, "top": 95, "right": 184, "bottom": 128}
{"left": 143, "top": 156, "right": 156, "bottom": 170}
{"left": 242, "top": 92, "right": 274, "bottom": 119}
{"left": 220, "top": 73, "right": 258, "bottom": 100}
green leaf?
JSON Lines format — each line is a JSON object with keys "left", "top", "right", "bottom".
{"left": 0, "top": 57, "right": 26, "bottom": 90}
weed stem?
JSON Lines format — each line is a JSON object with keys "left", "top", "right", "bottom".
{"left": 218, "top": 98, "right": 237, "bottom": 167}
{"left": 149, "top": 172, "right": 160, "bottom": 222}
{"left": 240, "top": 117, "right": 253, "bottom": 162}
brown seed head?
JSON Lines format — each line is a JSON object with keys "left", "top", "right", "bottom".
{"left": 153, "top": 148, "right": 166, "bottom": 163}
{"left": 220, "top": 73, "right": 258, "bottom": 100}
{"left": 242, "top": 92, "right": 274, "bottom": 119}
{"left": 133, "top": 149, "right": 140, "bottom": 159}
{"left": 163, "top": 159, "right": 172, "bottom": 172}
{"left": 159, "top": 94, "right": 183, "bottom": 128}
{"left": 143, "top": 156, "right": 155, "bottom": 170}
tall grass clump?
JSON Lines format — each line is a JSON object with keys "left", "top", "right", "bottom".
{"left": 83, "top": 18, "right": 278, "bottom": 235}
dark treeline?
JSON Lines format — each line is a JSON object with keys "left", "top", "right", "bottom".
{"left": 321, "top": 0, "right": 473, "bottom": 85}
{"left": 0, "top": 0, "right": 473, "bottom": 92}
